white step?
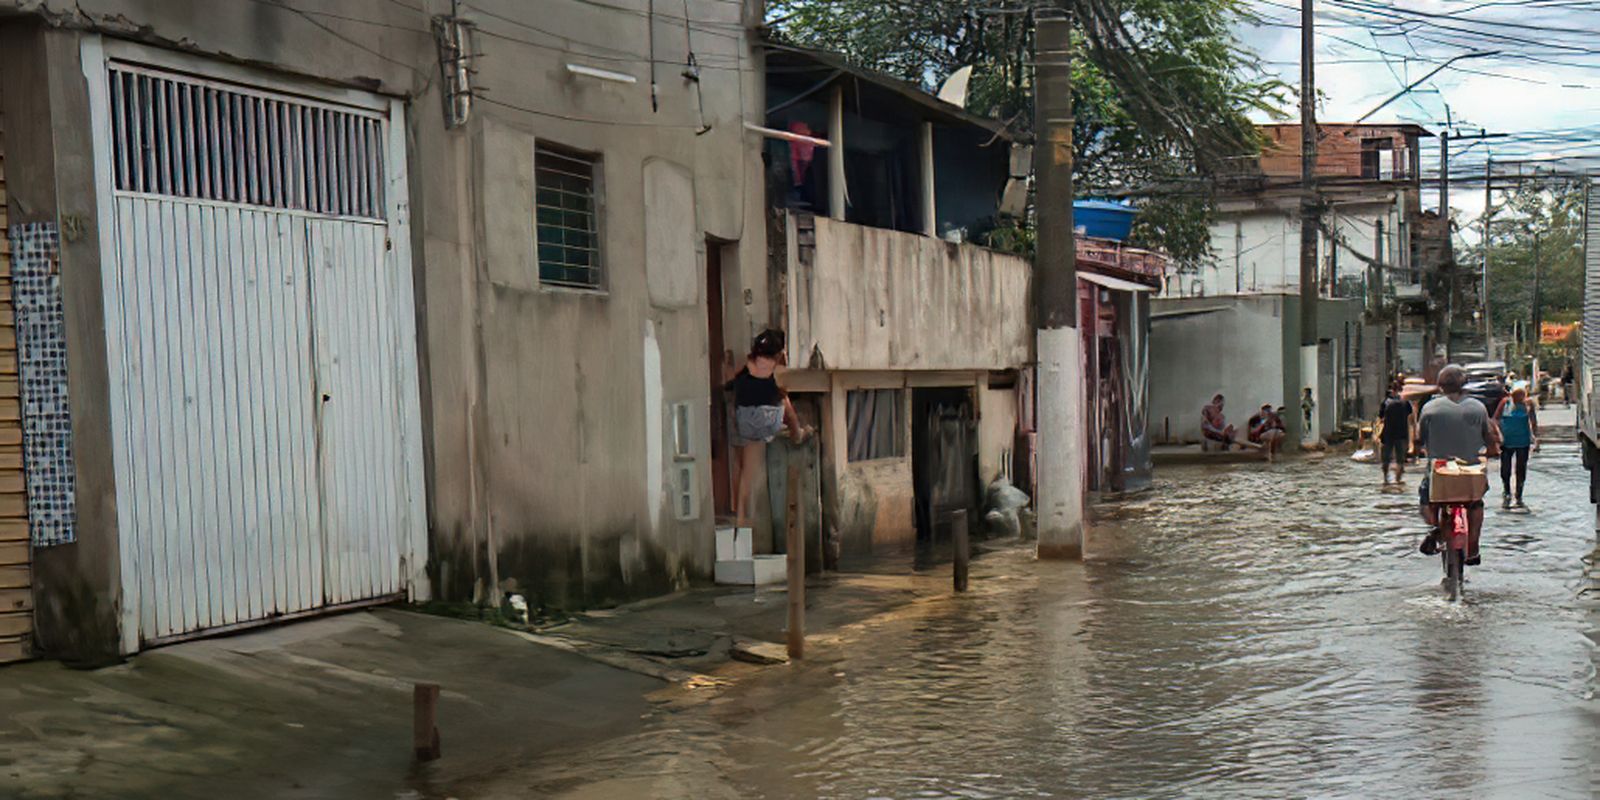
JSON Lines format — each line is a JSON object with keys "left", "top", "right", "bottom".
{"left": 714, "top": 554, "right": 787, "bottom": 586}
{"left": 714, "top": 526, "right": 753, "bottom": 561}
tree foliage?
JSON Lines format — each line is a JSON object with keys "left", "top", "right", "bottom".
{"left": 1473, "top": 181, "right": 1584, "bottom": 338}
{"left": 765, "top": 0, "right": 1286, "bottom": 266}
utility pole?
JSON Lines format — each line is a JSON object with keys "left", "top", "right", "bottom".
{"left": 1532, "top": 227, "right": 1543, "bottom": 372}
{"left": 1032, "top": 12, "right": 1082, "bottom": 560}
{"left": 1440, "top": 131, "right": 1450, "bottom": 220}
{"left": 1483, "top": 157, "right": 1493, "bottom": 358}
{"left": 1297, "top": 0, "right": 1320, "bottom": 446}
{"left": 1440, "top": 131, "right": 1454, "bottom": 355}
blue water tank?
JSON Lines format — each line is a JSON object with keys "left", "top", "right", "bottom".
{"left": 1073, "top": 200, "right": 1137, "bottom": 241}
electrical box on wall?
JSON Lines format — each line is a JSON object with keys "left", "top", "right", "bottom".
{"left": 675, "top": 463, "right": 699, "bottom": 521}
{"left": 672, "top": 401, "right": 694, "bottom": 461}
{"left": 671, "top": 401, "right": 699, "bottom": 521}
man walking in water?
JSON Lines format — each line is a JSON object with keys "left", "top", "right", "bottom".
{"left": 1378, "top": 383, "right": 1414, "bottom": 486}
{"left": 1417, "top": 365, "right": 1498, "bottom": 564}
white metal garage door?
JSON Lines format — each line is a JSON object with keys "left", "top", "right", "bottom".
{"left": 84, "top": 44, "right": 426, "bottom": 648}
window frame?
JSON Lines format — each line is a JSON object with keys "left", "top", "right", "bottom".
{"left": 534, "top": 141, "right": 606, "bottom": 292}
{"left": 845, "top": 388, "right": 907, "bottom": 463}
{"left": 1359, "top": 137, "right": 1394, "bottom": 181}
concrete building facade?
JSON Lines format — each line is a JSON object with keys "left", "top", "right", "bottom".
{"left": 1154, "top": 123, "right": 1448, "bottom": 444}
{"left": 760, "top": 47, "right": 1034, "bottom": 560}
{"left": 0, "top": 0, "right": 772, "bottom": 663}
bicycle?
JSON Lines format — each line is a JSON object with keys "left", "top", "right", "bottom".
{"left": 1436, "top": 500, "right": 1470, "bottom": 602}
{"left": 1426, "top": 457, "right": 1488, "bottom": 603}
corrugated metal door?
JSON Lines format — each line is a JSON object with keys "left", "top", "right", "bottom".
{"left": 1583, "top": 179, "right": 1600, "bottom": 442}
{"left": 308, "top": 220, "right": 408, "bottom": 603}
{"left": 89, "top": 56, "right": 423, "bottom": 646}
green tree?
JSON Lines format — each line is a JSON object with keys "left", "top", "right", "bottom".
{"left": 765, "top": 0, "right": 1286, "bottom": 266}
{"left": 1475, "top": 181, "right": 1585, "bottom": 341}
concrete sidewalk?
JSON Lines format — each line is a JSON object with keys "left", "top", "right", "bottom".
{"left": 0, "top": 608, "right": 661, "bottom": 800}
{"left": 0, "top": 541, "right": 1017, "bottom": 799}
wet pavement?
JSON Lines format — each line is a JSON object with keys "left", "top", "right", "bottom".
{"left": 453, "top": 435, "right": 1600, "bottom": 799}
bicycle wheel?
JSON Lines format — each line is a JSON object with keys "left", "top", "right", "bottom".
{"left": 1444, "top": 548, "right": 1464, "bottom": 602}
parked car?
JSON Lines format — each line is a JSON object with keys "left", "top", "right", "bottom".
{"left": 1461, "top": 361, "right": 1507, "bottom": 413}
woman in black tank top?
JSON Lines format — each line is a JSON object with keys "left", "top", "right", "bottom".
{"left": 726, "top": 329, "right": 811, "bottom": 529}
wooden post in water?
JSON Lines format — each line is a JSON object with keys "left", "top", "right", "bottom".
{"left": 413, "top": 682, "right": 441, "bottom": 761}
{"left": 785, "top": 461, "right": 805, "bottom": 659}
{"left": 952, "top": 509, "right": 970, "bottom": 593}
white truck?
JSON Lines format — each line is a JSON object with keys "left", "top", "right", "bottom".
{"left": 1581, "top": 180, "right": 1600, "bottom": 502}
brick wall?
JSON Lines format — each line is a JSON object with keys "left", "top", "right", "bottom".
{"left": 1259, "top": 124, "right": 1418, "bottom": 181}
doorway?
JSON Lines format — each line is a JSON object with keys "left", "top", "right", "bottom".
{"left": 911, "top": 387, "right": 976, "bottom": 544}
{"left": 706, "top": 240, "right": 733, "bottom": 521}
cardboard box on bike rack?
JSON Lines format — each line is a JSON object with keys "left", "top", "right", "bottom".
{"left": 1428, "top": 459, "right": 1488, "bottom": 503}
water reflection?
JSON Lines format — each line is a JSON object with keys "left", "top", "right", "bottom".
{"left": 463, "top": 444, "right": 1600, "bottom": 799}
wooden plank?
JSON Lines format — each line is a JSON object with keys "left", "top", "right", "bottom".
{"left": 0, "top": 587, "right": 33, "bottom": 613}
{"left": 0, "top": 519, "right": 26, "bottom": 542}
{"left": 0, "top": 493, "right": 26, "bottom": 519}
{"left": 0, "top": 448, "right": 22, "bottom": 471}
{"left": 0, "top": 541, "right": 26, "bottom": 565}
{"left": 0, "top": 637, "right": 29, "bottom": 664}
{"left": 0, "top": 612, "right": 30, "bottom": 638}
{"left": 0, "top": 566, "right": 27, "bottom": 589}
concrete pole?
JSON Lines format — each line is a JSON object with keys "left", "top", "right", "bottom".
{"left": 920, "top": 121, "right": 937, "bottom": 237}
{"left": 1032, "top": 13, "right": 1083, "bottom": 560}
{"left": 1532, "top": 228, "right": 1542, "bottom": 374}
{"left": 1483, "top": 157, "right": 1493, "bottom": 355}
{"left": 1440, "top": 131, "right": 1450, "bottom": 220}
{"left": 1441, "top": 131, "right": 1455, "bottom": 353}
{"left": 1297, "top": 0, "right": 1320, "bottom": 446}
{"left": 828, "top": 85, "right": 846, "bottom": 221}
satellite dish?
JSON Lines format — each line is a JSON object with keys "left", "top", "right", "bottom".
{"left": 937, "top": 65, "right": 973, "bottom": 108}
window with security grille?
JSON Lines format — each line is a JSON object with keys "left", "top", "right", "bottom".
{"left": 535, "top": 144, "right": 602, "bottom": 289}
{"left": 106, "top": 64, "right": 386, "bottom": 219}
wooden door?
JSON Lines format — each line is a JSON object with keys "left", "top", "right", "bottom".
{"left": 706, "top": 242, "right": 732, "bottom": 519}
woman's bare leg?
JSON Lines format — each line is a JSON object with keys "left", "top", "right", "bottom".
{"left": 733, "top": 443, "right": 759, "bottom": 528}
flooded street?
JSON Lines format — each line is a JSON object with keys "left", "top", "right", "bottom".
{"left": 466, "top": 440, "right": 1599, "bottom": 800}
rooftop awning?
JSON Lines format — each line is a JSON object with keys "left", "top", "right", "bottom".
{"left": 1078, "top": 271, "right": 1156, "bottom": 294}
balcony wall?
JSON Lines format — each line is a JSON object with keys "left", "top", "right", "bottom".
{"left": 785, "top": 213, "right": 1032, "bottom": 372}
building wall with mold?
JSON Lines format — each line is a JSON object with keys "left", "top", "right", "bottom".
{"left": 0, "top": 0, "right": 771, "bottom": 661}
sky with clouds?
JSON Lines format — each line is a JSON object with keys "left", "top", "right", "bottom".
{"left": 1236, "top": 0, "right": 1600, "bottom": 237}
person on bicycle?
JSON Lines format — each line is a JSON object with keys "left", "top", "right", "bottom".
{"left": 1417, "top": 365, "right": 1498, "bottom": 564}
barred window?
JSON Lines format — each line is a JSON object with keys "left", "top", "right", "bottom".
{"left": 535, "top": 144, "right": 602, "bottom": 289}
{"left": 107, "top": 64, "right": 386, "bottom": 219}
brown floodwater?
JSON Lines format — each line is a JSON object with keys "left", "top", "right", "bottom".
{"left": 461, "top": 440, "right": 1600, "bottom": 799}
